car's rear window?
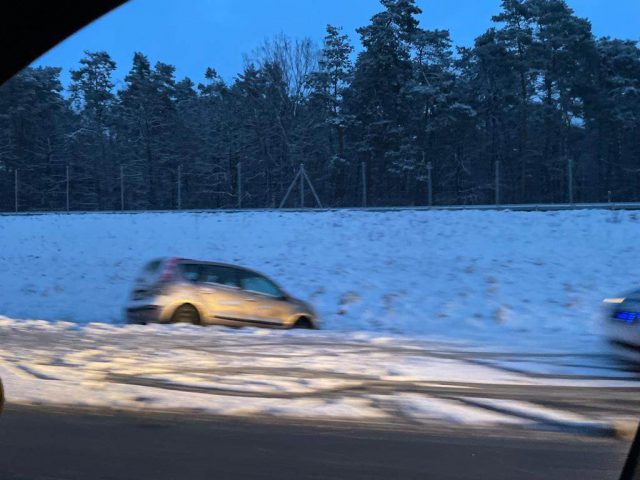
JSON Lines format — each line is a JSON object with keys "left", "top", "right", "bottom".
{"left": 144, "top": 259, "right": 162, "bottom": 274}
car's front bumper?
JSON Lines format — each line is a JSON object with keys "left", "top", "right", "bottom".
{"left": 604, "top": 307, "right": 640, "bottom": 362}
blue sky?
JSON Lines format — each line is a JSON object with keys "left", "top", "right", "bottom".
{"left": 32, "top": 0, "right": 640, "bottom": 89}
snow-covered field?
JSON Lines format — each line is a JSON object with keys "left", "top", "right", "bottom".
{"left": 1, "top": 209, "right": 638, "bottom": 350}
{"left": 2, "top": 209, "right": 640, "bottom": 432}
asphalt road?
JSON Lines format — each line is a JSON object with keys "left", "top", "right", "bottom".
{"left": 0, "top": 406, "right": 631, "bottom": 480}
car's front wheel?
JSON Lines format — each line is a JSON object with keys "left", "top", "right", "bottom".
{"left": 171, "top": 304, "right": 200, "bottom": 325}
{"left": 292, "top": 317, "right": 315, "bottom": 329}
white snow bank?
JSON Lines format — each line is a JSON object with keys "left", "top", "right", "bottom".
{"left": 1, "top": 319, "right": 637, "bottom": 430}
{"left": 0, "top": 209, "right": 638, "bottom": 350}
{"left": 0, "top": 360, "right": 386, "bottom": 420}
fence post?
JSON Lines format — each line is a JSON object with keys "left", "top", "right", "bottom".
{"left": 14, "top": 169, "right": 18, "bottom": 212}
{"left": 65, "top": 165, "right": 70, "bottom": 212}
{"left": 427, "top": 161, "right": 433, "bottom": 207}
{"left": 495, "top": 160, "right": 501, "bottom": 206}
{"left": 300, "top": 163, "right": 305, "bottom": 208}
{"left": 568, "top": 158, "right": 574, "bottom": 204}
{"left": 177, "top": 164, "right": 182, "bottom": 210}
{"left": 120, "top": 165, "right": 124, "bottom": 211}
{"left": 237, "top": 161, "right": 242, "bottom": 209}
{"left": 278, "top": 167, "right": 302, "bottom": 209}
{"left": 361, "top": 161, "right": 367, "bottom": 208}
{"left": 302, "top": 166, "right": 323, "bottom": 208}
{"left": 608, "top": 190, "right": 612, "bottom": 203}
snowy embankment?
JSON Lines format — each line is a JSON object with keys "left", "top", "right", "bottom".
{"left": 2, "top": 209, "right": 640, "bottom": 432}
{"left": 0, "top": 209, "right": 638, "bottom": 350}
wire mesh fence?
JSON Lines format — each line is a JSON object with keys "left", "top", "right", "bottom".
{"left": 0, "top": 157, "right": 635, "bottom": 213}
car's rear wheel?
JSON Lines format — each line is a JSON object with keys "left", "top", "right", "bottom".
{"left": 171, "top": 304, "right": 200, "bottom": 325}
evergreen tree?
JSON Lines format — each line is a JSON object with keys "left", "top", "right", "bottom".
{"left": 0, "top": 67, "right": 69, "bottom": 210}
{"left": 117, "top": 53, "right": 179, "bottom": 208}
{"left": 306, "top": 25, "right": 354, "bottom": 204}
{"left": 347, "top": 0, "right": 422, "bottom": 204}
{"left": 69, "top": 51, "right": 117, "bottom": 209}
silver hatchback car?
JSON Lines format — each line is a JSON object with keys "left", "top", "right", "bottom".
{"left": 126, "top": 257, "right": 318, "bottom": 329}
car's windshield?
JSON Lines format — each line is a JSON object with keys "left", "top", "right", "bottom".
{"left": 1, "top": 1, "right": 639, "bottom": 479}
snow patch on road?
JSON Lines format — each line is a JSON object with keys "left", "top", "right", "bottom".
{"left": 0, "top": 319, "right": 638, "bottom": 433}
{"left": 387, "top": 394, "right": 534, "bottom": 426}
{"left": 463, "top": 398, "right": 614, "bottom": 432}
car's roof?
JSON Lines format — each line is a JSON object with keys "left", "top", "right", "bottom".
{"left": 167, "top": 257, "right": 266, "bottom": 277}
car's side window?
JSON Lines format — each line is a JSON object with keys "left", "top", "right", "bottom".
{"left": 238, "top": 272, "right": 282, "bottom": 297}
{"left": 180, "top": 263, "right": 201, "bottom": 282}
{"left": 202, "top": 265, "right": 239, "bottom": 288}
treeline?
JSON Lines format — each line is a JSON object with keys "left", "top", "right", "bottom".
{"left": 0, "top": 0, "right": 639, "bottom": 211}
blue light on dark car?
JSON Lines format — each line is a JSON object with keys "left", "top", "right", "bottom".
{"left": 613, "top": 311, "right": 640, "bottom": 323}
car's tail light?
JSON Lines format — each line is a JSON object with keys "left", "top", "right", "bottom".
{"left": 146, "top": 257, "right": 184, "bottom": 296}
{"left": 149, "top": 285, "right": 167, "bottom": 296}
